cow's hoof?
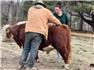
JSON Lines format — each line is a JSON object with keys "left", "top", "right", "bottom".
{"left": 36, "top": 59, "right": 40, "bottom": 63}
{"left": 64, "top": 64, "right": 69, "bottom": 70}
{"left": 26, "top": 67, "right": 38, "bottom": 70}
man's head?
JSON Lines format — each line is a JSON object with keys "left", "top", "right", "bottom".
{"left": 34, "top": 0, "right": 46, "bottom": 8}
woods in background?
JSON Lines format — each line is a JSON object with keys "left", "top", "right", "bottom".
{"left": 1, "top": 1, "right": 94, "bottom": 32}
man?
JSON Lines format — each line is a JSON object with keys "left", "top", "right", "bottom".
{"left": 54, "top": 2, "right": 69, "bottom": 25}
{"left": 19, "top": 1, "right": 61, "bottom": 70}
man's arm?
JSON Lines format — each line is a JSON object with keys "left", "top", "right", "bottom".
{"left": 48, "top": 11, "right": 62, "bottom": 25}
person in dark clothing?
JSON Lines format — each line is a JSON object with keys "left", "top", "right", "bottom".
{"left": 53, "top": 2, "right": 69, "bottom": 69}
{"left": 53, "top": 2, "right": 69, "bottom": 25}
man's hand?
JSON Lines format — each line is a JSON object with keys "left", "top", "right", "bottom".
{"left": 56, "top": 24, "right": 61, "bottom": 26}
{"left": 56, "top": 23, "right": 62, "bottom": 26}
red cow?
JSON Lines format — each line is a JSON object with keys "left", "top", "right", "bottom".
{"left": 5, "top": 22, "right": 71, "bottom": 69}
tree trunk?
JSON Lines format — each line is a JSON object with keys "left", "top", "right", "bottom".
{"left": 8, "top": 1, "right": 14, "bottom": 25}
{"left": 16, "top": 0, "right": 24, "bottom": 23}
{"left": 79, "top": 3, "right": 84, "bottom": 31}
{"left": 16, "top": 1, "right": 19, "bottom": 23}
{"left": 80, "top": 18, "right": 83, "bottom": 31}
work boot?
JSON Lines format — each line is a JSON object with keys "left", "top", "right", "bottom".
{"left": 26, "top": 63, "right": 38, "bottom": 70}
{"left": 18, "top": 65, "right": 26, "bottom": 70}
{"left": 26, "top": 67, "right": 38, "bottom": 70}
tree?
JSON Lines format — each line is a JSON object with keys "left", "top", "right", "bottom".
{"left": 22, "top": 1, "right": 33, "bottom": 20}
{"left": 79, "top": 12, "right": 94, "bottom": 31}
{"left": 8, "top": 1, "right": 14, "bottom": 25}
{"left": 70, "top": 1, "right": 94, "bottom": 31}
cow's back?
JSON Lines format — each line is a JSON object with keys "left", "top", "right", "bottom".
{"left": 48, "top": 24, "right": 71, "bottom": 48}
{"left": 48, "top": 24, "right": 71, "bottom": 64}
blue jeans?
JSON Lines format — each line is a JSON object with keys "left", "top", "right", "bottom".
{"left": 19, "top": 32, "right": 42, "bottom": 68}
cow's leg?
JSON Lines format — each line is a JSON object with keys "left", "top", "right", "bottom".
{"left": 58, "top": 48, "right": 71, "bottom": 69}
{"left": 63, "top": 51, "right": 71, "bottom": 70}
{"left": 13, "top": 37, "right": 22, "bottom": 48}
{"left": 52, "top": 44, "right": 70, "bottom": 69}
{"left": 43, "top": 46, "right": 54, "bottom": 54}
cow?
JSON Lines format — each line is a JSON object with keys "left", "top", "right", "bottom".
{"left": 4, "top": 21, "right": 71, "bottom": 69}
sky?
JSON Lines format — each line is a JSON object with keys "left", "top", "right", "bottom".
{"left": 0, "top": 0, "right": 93, "bottom": 2}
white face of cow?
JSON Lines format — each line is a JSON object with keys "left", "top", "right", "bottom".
{"left": 3, "top": 24, "right": 12, "bottom": 38}
{"left": 3, "top": 24, "right": 10, "bottom": 31}
{"left": 6, "top": 28, "right": 10, "bottom": 33}
{"left": 6, "top": 28, "right": 13, "bottom": 39}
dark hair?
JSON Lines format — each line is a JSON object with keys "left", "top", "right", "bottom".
{"left": 55, "top": 1, "right": 62, "bottom": 9}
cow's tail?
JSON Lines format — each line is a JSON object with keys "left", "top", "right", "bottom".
{"left": 61, "top": 24, "right": 71, "bottom": 52}
{"left": 61, "top": 24, "right": 71, "bottom": 63}
{"left": 66, "top": 26, "right": 71, "bottom": 64}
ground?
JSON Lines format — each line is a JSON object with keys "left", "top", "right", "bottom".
{"left": 0, "top": 32, "right": 94, "bottom": 70}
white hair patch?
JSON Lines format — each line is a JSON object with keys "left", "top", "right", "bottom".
{"left": 17, "top": 21, "right": 26, "bottom": 25}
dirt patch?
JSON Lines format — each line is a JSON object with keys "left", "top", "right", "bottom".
{"left": 0, "top": 32, "right": 94, "bottom": 70}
